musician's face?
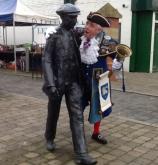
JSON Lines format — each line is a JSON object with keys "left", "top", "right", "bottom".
{"left": 84, "top": 20, "right": 102, "bottom": 39}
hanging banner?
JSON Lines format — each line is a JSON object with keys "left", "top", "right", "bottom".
{"left": 98, "top": 71, "right": 112, "bottom": 112}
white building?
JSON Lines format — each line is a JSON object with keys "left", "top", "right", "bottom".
{"left": 0, "top": 0, "right": 132, "bottom": 71}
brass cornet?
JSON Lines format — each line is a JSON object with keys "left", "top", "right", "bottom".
{"left": 100, "top": 43, "right": 132, "bottom": 60}
{"left": 115, "top": 44, "right": 132, "bottom": 61}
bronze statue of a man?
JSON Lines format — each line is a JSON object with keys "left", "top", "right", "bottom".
{"left": 42, "top": 3, "right": 97, "bottom": 165}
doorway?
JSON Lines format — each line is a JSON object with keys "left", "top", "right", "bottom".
{"left": 153, "top": 23, "right": 158, "bottom": 72}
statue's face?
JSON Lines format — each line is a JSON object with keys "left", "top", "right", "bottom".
{"left": 84, "top": 20, "right": 101, "bottom": 39}
{"left": 61, "top": 15, "right": 78, "bottom": 29}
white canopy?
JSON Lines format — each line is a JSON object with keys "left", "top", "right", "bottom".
{"left": 0, "top": 0, "right": 59, "bottom": 72}
{"left": 0, "top": 0, "right": 59, "bottom": 25}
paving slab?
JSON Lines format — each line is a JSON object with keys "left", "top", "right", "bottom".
{"left": 0, "top": 91, "right": 158, "bottom": 165}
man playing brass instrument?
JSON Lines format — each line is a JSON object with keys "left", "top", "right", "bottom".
{"left": 80, "top": 12, "right": 132, "bottom": 145}
{"left": 80, "top": 12, "right": 116, "bottom": 144}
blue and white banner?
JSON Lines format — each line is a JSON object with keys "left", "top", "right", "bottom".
{"left": 98, "top": 71, "right": 112, "bottom": 112}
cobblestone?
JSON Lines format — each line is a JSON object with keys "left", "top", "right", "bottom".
{"left": 0, "top": 71, "right": 158, "bottom": 165}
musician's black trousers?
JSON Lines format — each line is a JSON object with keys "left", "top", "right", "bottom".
{"left": 45, "top": 82, "right": 87, "bottom": 154}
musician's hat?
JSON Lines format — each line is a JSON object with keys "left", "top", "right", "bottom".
{"left": 87, "top": 12, "right": 110, "bottom": 27}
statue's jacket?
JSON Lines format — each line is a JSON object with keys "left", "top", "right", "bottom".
{"left": 42, "top": 27, "right": 82, "bottom": 94}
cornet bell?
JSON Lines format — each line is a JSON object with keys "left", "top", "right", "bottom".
{"left": 115, "top": 44, "right": 132, "bottom": 61}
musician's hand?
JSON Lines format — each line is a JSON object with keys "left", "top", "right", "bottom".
{"left": 112, "top": 58, "right": 123, "bottom": 71}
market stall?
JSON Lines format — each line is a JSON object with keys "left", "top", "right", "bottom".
{"left": 0, "top": 0, "right": 59, "bottom": 72}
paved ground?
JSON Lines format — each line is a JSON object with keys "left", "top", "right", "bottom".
{"left": 0, "top": 70, "right": 158, "bottom": 165}
{"left": 0, "top": 70, "right": 158, "bottom": 125}
{"left": 111, "top": 72, "right": 158, "bottom": 97}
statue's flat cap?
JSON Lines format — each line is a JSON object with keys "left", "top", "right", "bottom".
{"left": 56, "top": 3, "right": 80, "bottom": 16}
{"left": 87, "top": 12, "right": 110, "bottom": 27}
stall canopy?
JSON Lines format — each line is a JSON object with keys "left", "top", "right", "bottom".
{"left": 0, "top": 0, "right": 59, "bottom": 26}
{"left": 0, "top": 0, "right": 59, "bottom": 72}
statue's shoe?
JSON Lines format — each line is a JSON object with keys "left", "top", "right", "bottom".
{"left": 75, "top": 153, "right": 97, "bottom": 165}
{"left": 46, "top": 140, "right": 56, "bottom": 151}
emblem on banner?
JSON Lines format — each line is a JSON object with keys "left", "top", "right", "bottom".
{"left": 101, "top": 83, "right": 109, "bottom": 100}
{"left": 98, "top": 71, "right": 112, "bottom": 112}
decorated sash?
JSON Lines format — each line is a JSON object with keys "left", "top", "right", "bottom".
{"left": 88, "top": 64, "right": 112, "bottom": 124}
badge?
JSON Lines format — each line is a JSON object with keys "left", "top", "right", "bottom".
{"left": 101, "top": 83, "right": 109, "bottom": 100}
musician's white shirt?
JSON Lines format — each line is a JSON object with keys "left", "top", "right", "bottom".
{"left": 80, "top": 36, "right": 99, "bottom": 65}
